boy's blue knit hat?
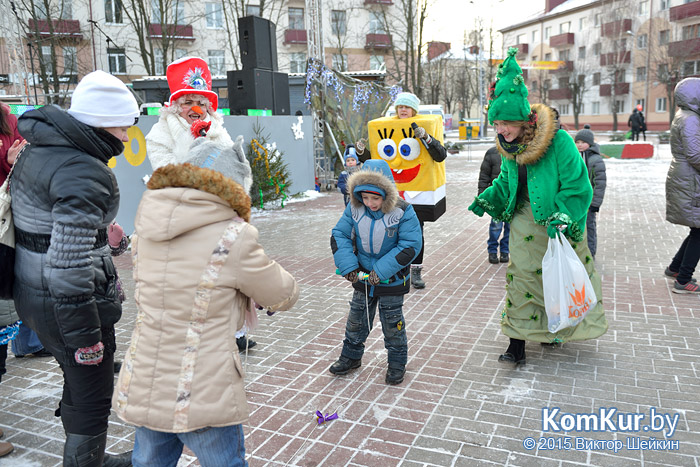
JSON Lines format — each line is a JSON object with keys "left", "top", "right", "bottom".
{"left": 353, "top": 159, "right": 394, "bottom": 199}
{"left": 344, "top": 146, "right": 358, "bottom": 164}
{"left": 393, "top": 92, "right": 420, "bottom": 113}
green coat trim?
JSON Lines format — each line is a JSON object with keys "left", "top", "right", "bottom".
{"left": 471, "top": 105, "right": 592, "bottom": 242}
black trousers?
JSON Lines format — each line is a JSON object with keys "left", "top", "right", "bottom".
{"left": 413, "top": 220, "right": 425, "bottom": 265}
{"left": 58, "top": 350, "right": 115, "bottom": 436}
{"left": 670, "top": 227, "right": 700, "bottom": 285}
{"left": 0, "top": 343, "right": 7, "bottom": 382}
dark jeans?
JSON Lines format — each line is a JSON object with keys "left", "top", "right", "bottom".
{"left": 11, "top": 322, "right": 44, "bottom": 356}
{"left": 341, "top": 290, "right": 407, "bottom": 368}
{"left": 413, "top": 220, "right": 425, "bottom": 265}
{"left": 0, "top": 343, "right": 7, "bottom": 382}
{"left": 587, "top": 211, "right": 598, "bottom": 257}
{"left": 58, "top": 350, "right": 115, "bottom": 436}
{"left": 487, "top": 220, "right": 510, "bottom": 254}
{"left": 669, "top": 227, "right": 700, "bottom": 285}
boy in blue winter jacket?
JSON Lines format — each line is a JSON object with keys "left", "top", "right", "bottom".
{"left": 337, "top": 145, "right": 360, "bottom": 206}
{"left": 330, "top": 159, "right": 422, "bottom": 385}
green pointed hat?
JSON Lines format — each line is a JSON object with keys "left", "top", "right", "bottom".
{"left": 487, "top": 47, "right": 531, "bottom": 124}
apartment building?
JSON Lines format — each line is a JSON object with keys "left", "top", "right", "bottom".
{"left": 499, "top": 0, "right": 700, "bottom": 131}
{"left": 0, "top": 0, "right": 406, "bottom": 104}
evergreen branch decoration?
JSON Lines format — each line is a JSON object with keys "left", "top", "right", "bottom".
{"left": 246, "top": 121, "right": 290, "bottom": 209}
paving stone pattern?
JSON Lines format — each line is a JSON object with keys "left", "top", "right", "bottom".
{"left": 1, "top": 144, "right": 698, "bottom": 467}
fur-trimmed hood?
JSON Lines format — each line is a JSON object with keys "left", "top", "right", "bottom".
{"left": 137, "top": 163, "right": 251, "bottom": 242}
{"left": 495, "top": 103, "right": 558, "bottom": 166}
{"left": 347, "top": 160, "right": 399, "bottom": 214}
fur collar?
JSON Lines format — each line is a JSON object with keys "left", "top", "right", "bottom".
{"left": 347, "top": 168, "right": 398, "bottom": 214}
{"left": 147, "top": 163, "right": 251, "bottom": 222}
{"left": 496, "top": 104, "right": 558, "bottom": 165}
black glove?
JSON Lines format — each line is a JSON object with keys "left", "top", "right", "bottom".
{"left": 589, "top": 206, "right": 600, "bottom": 213}
{"left": 368, "top": 270, "right": 380, "bottom": 286}
{"left": 344, "top": 270, "right": 359, "bottom": 283}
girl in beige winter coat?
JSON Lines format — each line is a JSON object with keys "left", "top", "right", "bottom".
{"left": 114, "top": 140, "right": 299, "bottom": 466}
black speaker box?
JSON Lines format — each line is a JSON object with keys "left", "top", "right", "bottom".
{"left": 238, "top": 16, "right": 278, "bottom": 71}
{"left": 272, "top": 72, "right": 290, "bottom": 115}
{"left": 227, "top": 69, "right": 274, "bottom": 115}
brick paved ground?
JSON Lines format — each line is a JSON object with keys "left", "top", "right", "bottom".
{"left": 1, "top": 139, "right": 699, "bottom": 467}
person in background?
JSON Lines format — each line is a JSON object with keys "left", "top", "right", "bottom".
{"left": 329, "top": 159, "right": 422, "bottom": 385}
{"left": 478, "top": 146, "right": 509, "bottom": 264}
{"left": 355, "top": 92, "right": 446, "bottom": 289}
{"left": 468, "top": 48, "right": 607, "bottom": 366}
{"left": 337, "top": 145, "right": 361, "bottom": 206}
{"left": 114, "top": 139, "right": 298, "bottom": 466}
{"left": 628, "top": 105, "right": 646, "bottom": 141}
{"left": 11, "top": 71, "right": 137, "bottom": 466}
{"left": 146, "top": 56, "right": 256, "bottom": 351}
{"left": 665, "top": 78, "right": 700, "bottom": 293}
{"left": 574, "top": 128, "right": 606, "bottom": 258}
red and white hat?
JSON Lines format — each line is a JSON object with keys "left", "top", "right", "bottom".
{"left": 166, "top": 56, "right": 219, "bottom": 111}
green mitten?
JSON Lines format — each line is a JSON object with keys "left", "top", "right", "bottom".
{"left": 547, "top": 220, "right": 567, "bottom": 239}
{"left": 468, "top": 199, "right": 485, "bottom": 217}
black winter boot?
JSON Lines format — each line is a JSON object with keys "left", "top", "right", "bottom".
{"left": 329, "top": 356, "right": 361, "bottom": 375}
{"left": 103, "top": 451, "right": 133, "bottom": 467}
{"left": 63, "top": 432, "right": 106, "bottom": 467}
{"left": 385, "top": 366, "right": 405, "bottom": 385}
{"left": 498, "top": 338, "right": 526, "bottom": 366}
{"left": 411, "top": 266, "right": 425, "bottom": 289}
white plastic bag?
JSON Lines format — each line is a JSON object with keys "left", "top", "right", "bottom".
{"left": 542, "top": 232, "right": 597, "bottom": 333}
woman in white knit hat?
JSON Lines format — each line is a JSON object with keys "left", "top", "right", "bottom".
{"left": 11, "top": 70, "right": 138, "bottom": 466}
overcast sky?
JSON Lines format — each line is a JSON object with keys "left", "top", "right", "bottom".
{"left": 423, "top": 0, "right": 543, "bottom": 53}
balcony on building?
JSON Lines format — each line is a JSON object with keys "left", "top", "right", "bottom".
{"left": 549, "top": 88, "right": 572, "bottom": 100}
{"left": 511, "top": 43, "right": 528, "bottom": 55}
{"left": 27, "top": 19, "right": 82, "bottom": 39}
{"left": 148, "top": 24, "right": 195, "bottom": 41}
{"left": 669, "top": 37, "right": 700, "bottom": 56}
{"left": 601, "top": 19, "right": 632, "bottom": 38}
{"left": 599, "top": 82, "right": 630, "bottom": 96}
{"left": 549, "top": 60, "right": 573, "bottom": 74}
{"left": 365, "top": 33, "right": 392, "bottom": 49}
{"left": 284, "top": 29, "right": 307, "bottom": 44}
{"left": 670, "top": 1, "right": 700, "bottom": 21}
{"left": 549, "top": 32, "right": 574, "bottom": 47}
{"left": 600, "top": 51, "right": 630, "bottom": 66}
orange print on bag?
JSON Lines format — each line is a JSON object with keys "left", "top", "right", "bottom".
{"left": 568, "top": 284, "right": 591, "bottom": 319}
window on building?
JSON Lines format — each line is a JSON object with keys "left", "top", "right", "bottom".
{"left": 578, "top": 46, "right": 585, "bottom": 59}
{"left": 579, "top": 103, "right": 585, "bottom": 114}
{"left": 593, "top": 43, "right": 601, "bottom": 56}
{"left": 635, "top": 34, "right": 646, "bottom": 49}
{"left": 288, "top": 7, "right": 304, "bottom": 29}
{"left": 656, "top": 97, "right": 667, "bottom": 112}
{"left": 105, "top": 0, "right": 122, "bottom": 23}
{"left": 289, "top": 52, "right": 306, "bottom": 73}
{"left": 370, "top": 54, "right": 385, "bottom": 71}
{"left": 560, "top": 104, "right": 570, "bottom": 114}
{"left": 559, "top": 21, "right": 571, "bottom": 34}
{"left": 63, "top": 46, "right": 77, "bottom": 74}
{"left": 683, "top": 60, "right": 700, "bottom": 76}
{"left": 635, "top": 99, "right": 645, "bottom": 111}
{"left": 559, "top": 49, "right": 569, "bottom": 61}
{"left": 532, "top": 29, "right": 540, "bottom": 43}
{"left": 154, "top": 49, "right": 165, "bottom": 75}
{"left": 578, "top": 74, "right": 585, "bottom": 86}
{"left": 639, "top": 0, "right": 648, "bottom": 15}
{"left": 636, "top": 66, "right": 647, "bottom": 82}
{"left": 332, "top": 54, "right": 347, "bottom": 71}
{"left": 544, "top": 79, "right": 551, "bottom": 90}
{"left": 151, "top": 0, "right": 184, "bottom": 24}
{"left": 660, "top": 0, "right": 670, "bottom": 9}
{"left": 659, "top": 29, "right": 670, "bottom": 45}
{"left": 615, "top": 100, "right": 625, "bottom": 113}
{"left": 544, "top": 26, "right": 551, "bottom": 40}
{"left": 206, "top": 2, "right": 223, "bottom": 29}
{"left": 531, "top": 81, "right": 538, "bottom": 92}
{"left": 516, "top": 33, "right": 526, "bottom": 44}
{"left": 579, "top": 17, "right": 586, "bottom": 31}
{"left": 331, "top": 10, "right": 346, "bottom": 36}
{"left": 175, "top": 48, "right": 187, "bottom": 60}
{"left": 558, "top": 77, "right": 569, "bottom": 88}
{"left": 545, "top": 52, "right": 551, "bottom": 61}
{"left": 532, "top": 55, "right": 538, "bottom": 62}
{"left": 594, "top": 13, "right": 601, "bottom": 27}
{"left": 593, "top": 72, "right": 600, "bottom": 85}
{"left": 592, "top": 101, "right": 600, "bottom": 114}
{"left": 247, "top": 4, "right": 260, "bottom": 16}
{"left": 60, "top": 0, "right": 72, "bottom": 19}
{"left": 658, "top": 63, "right": 669, "bottom": 80}
{"left": 369, "top": 11, "right": 387, "bottom": 34}
{"left": 108, "top": 47, "right": 126, "bottom": 74}
{"left": 208, "top": 50, "right": 225, "bottom": 75}
{"left": 40, "top": 45, "right": 52, "bottom": 65}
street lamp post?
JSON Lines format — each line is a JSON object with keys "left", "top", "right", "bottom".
{"left": 26, "top": 41, "right": 39, "bottom": 104}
